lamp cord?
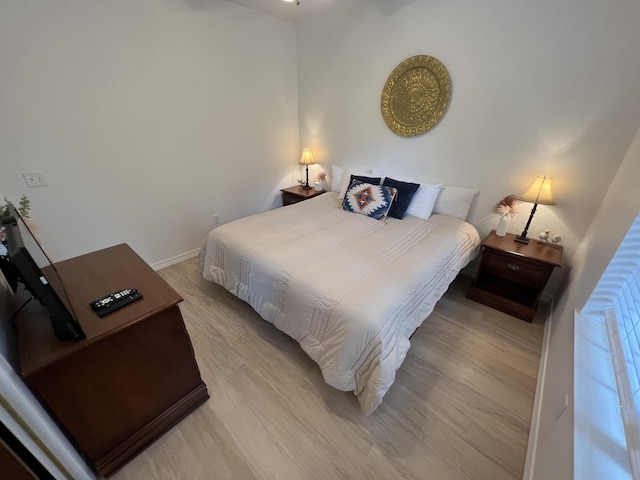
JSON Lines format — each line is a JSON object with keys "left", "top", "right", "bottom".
{"left": 10, "top": 296, "right": 33, "bottom": 329}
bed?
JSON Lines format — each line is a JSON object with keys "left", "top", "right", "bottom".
{"left": 199, "top": 175, "right": 480, "bottom": 414}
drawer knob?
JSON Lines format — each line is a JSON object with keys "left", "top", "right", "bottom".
{"left": 507, "top": 262, "right": 520, "bottom": 271}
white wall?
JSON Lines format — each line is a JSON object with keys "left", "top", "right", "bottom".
{"left": 0, "top": 0, "right": 299, "bottom": 265}
{"left": 0, "top": 1, "right": 297, "bottom": 476}
{"left": 296, "top": 0, "right": 640, "bottom": 294}
{"left": 294, "top": 2, "right": 640, "bottom": 478}
{"left": 2, "top": 1, "right": 640, "bottom": 477}
{"left": 532, "top": 126, "right": 640, "bottom": 479}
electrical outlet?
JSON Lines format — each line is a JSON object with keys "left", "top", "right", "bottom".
{"left": 212, "top": 214, "right": 220, "bottom": 226}
{"left": 21, "top": 171, "right": 49, "bottom": 187}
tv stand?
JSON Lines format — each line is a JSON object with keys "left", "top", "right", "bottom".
{"left": 14, "top": 244, "right": 209, "bottom": 477}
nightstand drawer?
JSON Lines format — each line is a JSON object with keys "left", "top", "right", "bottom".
{"left": 481, "top": 250, "right": 552, "bottom": 287}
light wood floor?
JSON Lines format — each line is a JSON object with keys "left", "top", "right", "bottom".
{"left": 111, "top": 256, "right": 545, "bottom": 480}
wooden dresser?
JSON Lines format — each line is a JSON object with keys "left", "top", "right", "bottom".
{"left": 15, "top": 244, "right": 208, "bottom": 477}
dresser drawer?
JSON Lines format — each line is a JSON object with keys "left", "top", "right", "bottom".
{"left": 481, "top": 250, "right": 552, "bottom": 287}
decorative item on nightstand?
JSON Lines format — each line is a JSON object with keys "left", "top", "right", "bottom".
{"left": 314, "top": 170, "right": 327, "bottom": 191}
{"left": 298, "top": 148, "right": 316, "bottom": 190}
{"left": 539, "top": 229, "right": 550, "bottom": 242}
{"left": 515, "top": 176, "right": 555, "bottom": 244}
{"left": 493, "top": 194, "right": 519, "bottom": 237}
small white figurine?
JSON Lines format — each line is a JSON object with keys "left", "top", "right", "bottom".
{"left": 552, "top": 234, "right": 562, "bottom": 244}
{"left": 539, "top": 229, "right": 550, "bottom": 242}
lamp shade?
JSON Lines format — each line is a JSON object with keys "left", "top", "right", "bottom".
{"left": 298, "top": 148, "right": 315, "bottom": 166}
{"left": 519, "top": 176, "right": 555, "bottom": 205}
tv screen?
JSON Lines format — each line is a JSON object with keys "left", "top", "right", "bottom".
{"left": 0, "top": 203, "right": 85, "bottom": 341}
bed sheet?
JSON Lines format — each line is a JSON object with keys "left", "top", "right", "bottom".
{"left": 199, "top": 193, "right": 480, "bottom": 414}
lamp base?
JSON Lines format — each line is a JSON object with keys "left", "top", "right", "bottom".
{"left": 514, "top": 235, "right": 529, "bottom": 244}
{"left": 301, "top": 165, "right": 312, "bottom": 190}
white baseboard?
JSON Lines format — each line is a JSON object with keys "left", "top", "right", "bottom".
{"left": 150, "top": 249, "right": 199, "bottom": 271}
{"left": 522, "top": 295, "right": 554, "bottom": 480}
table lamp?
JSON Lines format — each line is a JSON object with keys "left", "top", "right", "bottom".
{"left": 514, "top": 176, "right": 555, "bottom": 244}
{"left": 298, "top": 148, "right": 316, "bottom": 190}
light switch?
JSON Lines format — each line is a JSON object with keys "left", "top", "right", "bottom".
{"left": 21, "top": 171, "right": 49, "bottom": 187}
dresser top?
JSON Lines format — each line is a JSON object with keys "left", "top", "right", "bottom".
{"left": 17, "top": 243, "right": 182, "bottom": 374}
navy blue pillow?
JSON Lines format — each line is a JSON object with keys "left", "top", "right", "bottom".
{"left": 383, "top": 177, "right": 420, "bottom": 219}
{"left": 349, "top": 175, "right": 381, "bottom": 187}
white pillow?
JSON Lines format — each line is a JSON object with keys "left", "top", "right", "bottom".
{"left": 337, "top": 168, "right": 377, "bottom": 200}
{"left": 370, "top": 168, "right": 388, "bottom": 181}
{"left": 432, "top": 185, "right": 479, "bottom": 220}
{"left": 406, "top": 182, "right": 443, "bottom": 219}
{"left": 331, "top": 165, "right": 343, "bottom": 193}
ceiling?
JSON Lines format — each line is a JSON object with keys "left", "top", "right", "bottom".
{"left": 223, "top": 0, "right": 330, "bottom": 23}
{"left": 223, "top": 0, "right": 418, "bottom": 24}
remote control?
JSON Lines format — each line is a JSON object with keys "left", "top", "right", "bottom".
{"left": 95, "top": 290, "right": 143, "bottom": 317}
{"left": 90, "top": 289, "right": 138, "bottom": 311}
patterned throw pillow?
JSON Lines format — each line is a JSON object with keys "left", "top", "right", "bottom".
{"left": 342, "top": 180, "right": 397, "bottom": 221}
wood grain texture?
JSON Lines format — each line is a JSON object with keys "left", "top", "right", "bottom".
{"left": 111, "top": 256, "right": 544, "bottom": 480}
{"left": 483, "top": 231, "right": 563, "bottom": 267}
{"left": 15, "top": 244, "right": 208, "bottom": 477}
{"left": 468, "top": 231, "right": 562, "bottom": 321}
{"left": 281, "top": 186, "right": 326, "bottom": 206}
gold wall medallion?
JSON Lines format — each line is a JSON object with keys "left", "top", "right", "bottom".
{"left": 380, "top": 55, "right": 451, "bottom": 137}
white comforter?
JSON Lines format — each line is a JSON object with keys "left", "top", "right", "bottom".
{"left": 199, "top": 194, "right": 480, "bottom": 414}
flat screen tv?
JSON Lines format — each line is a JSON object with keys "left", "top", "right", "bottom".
{"left": 0, "top": 202, "right": 85, "bottom": 341}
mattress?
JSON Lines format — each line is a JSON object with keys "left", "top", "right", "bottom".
{"left": 199, "top": 193, "right": 480, "bottom": 414}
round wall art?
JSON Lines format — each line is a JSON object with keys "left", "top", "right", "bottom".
{"left": 380, "top": 55, "right": 451, "bottom": 137}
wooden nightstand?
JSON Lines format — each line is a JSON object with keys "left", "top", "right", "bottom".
{"left": 467, "top": 231, "right": 563, "bottom": 322}
{"left": 281, "top": 186, "right": 326, "bottom": 206}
